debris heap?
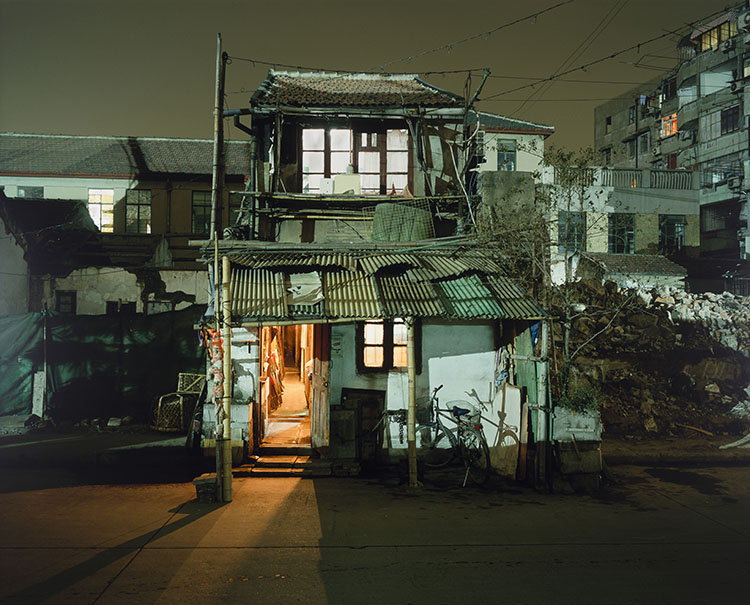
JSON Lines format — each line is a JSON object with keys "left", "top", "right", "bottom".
{"left": 553, "top": 280, "right": 750, "bottom": 438}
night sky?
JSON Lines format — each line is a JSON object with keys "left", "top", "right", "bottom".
{"left": 0, "top": 0, "right": 729, "bottom": 150}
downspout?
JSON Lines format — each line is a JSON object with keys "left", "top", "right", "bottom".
{"left": 407, "top": 318, "right": 418, "bottom": 488}
{"left": 225, "top": 108, "right": 257, "bottom": 239}
{"left": 221, "top": 255, "right": 233, "bottom": 502}
{"left": 537, "top": 320, "right": 550, "bottom": 490}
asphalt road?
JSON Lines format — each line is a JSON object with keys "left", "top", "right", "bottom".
{"left": 0, "top": 443, "right": 748, "bottom": 604}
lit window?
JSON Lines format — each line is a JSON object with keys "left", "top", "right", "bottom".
{"left": 660, "top": 113, "right": 678, "bottom": 138}
{"left": 496, "top": 139, "right": 516, "bottom": 171}
{"left": 302, "top": 128, "right": 353, "bottom": 193}
{"left": 88, "top": 189, "right": 114, "bottom": 232}
{"left": 358, "top": 318, "right": 415, "bottom": 372}
{"left": 125, "top": 189, "right": 151, "bottom": 234}
{"left": 192, "top": 191, "right": 211, "bottom": 235}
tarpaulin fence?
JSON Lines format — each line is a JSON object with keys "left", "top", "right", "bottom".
{"left": 0, "top": 307, "right": 204, "bottom": 421}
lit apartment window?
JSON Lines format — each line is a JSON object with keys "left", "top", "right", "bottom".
{"left": 192, "top": 191, "right": 211, "bottom": 235}
{"left": 699, "top": 19, "right": 737, "bottom": 52}
{"left": 302, "top": 128, "right": 353, "bottom": 193}
{"left": 608, "top": 213, "right": 635, "bottom": 254}
{"left": 88, "top": 189, "right": 114, "bottom": 232}
{"left": 660, "top": 113, "right": 678, "bottom": 138}
{"left": 125, "top": 189, "right": 151, "bottom": 234}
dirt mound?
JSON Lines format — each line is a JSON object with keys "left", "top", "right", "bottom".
{"left": 552, "top": 280, "right": 750, "bottom": 438}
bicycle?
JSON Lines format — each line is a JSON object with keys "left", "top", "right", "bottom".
{"left": 415, "top": 385, "right": 492, "bottom": 486}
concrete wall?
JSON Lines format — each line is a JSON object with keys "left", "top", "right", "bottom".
{"left": 0, "top": 216, "right": 29, "bottom": 316}
{"left": 476, "top": 133, "right": 545, "bottom": 176}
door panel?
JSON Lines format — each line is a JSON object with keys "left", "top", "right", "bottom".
{"left": 311, "top": 324, "right": 330, "bottom": 451}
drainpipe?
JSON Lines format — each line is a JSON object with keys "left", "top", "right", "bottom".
{"left": 537, "top": 320, "right": 550, "bottom": 490}
{"left": 221, "top": 255, "right": 233, "bottom": 502}
{"left": 407, "top": 318, "right": 418, "bottom": 488}
{"left": 224, "top": 108, "right": 257, "bottom": 239}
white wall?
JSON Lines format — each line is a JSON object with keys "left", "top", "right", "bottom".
{"left": 476, "top": 133, "right": 545, "bottom": 177}
{"left": 0, "top": 217, "right": 29, "bottom": 316}
{"left": 0, "top": 175, "right": 133, "bottom": 202}
{"left": 47, "top": 268, "right": 141, "bottom": 314}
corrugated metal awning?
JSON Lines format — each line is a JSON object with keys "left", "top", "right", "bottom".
{"left": 379, "top": 275, "right": 443, "bottom": 317}
{"left": 438, "top": 275, "right": 507, "bottom": 318}
{"left": 231, "top": 268, "right": 287, "bottom": 319}
{"left": 324, "top": 271, "right": 382, "bottom": 318}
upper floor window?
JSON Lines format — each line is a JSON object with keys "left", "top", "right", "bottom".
{"left": 88, "top": 189, "right": 114, "bottom": 233}
{"left": 125, "top": 189, "right": 151, "bottom": 234}
{"left": 601, "top": 147, "right": 612, "bottom": 166}
{"left": 558, "top": 211, "right": 586, "bottom": 253}
{"left": 192, "top": 191, "right": 211, "bottom": 235}
{"left": 302, "top": 128, "right": 353, "bottom": 193}
{"left": 698, "top": 19, "right": 737, "bottom": 52}
{"left": 721, "top": 105, "right": 741, "bottom": 134}
{"left": 660, "top": 113, "right": 678, "bottom": 138}
{"left": 661, "top": 78, "right": 677, "bottom": 102}
{"left": 56, "top": 290, "right": 77, "bottom": 314}
{"left": 628, "top": 106, "right": 636, "bottom": 125}
{"left": 608, "top": 213, "right": 635, "bottom": 254}
{"left": 604, "top": 116, "right": 612, "bottom": 134}
{"left": 496, "top": 139, "right": 517, "bottom": 171}
{"left": 700, "top": 105, "right": 740, "bottom": 142}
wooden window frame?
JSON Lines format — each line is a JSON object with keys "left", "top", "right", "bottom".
{"left": 125, "top": 189, "right": 152, "bottom": 234}
{"left": 355, "top": 318, "right": 421, "bottom": 374}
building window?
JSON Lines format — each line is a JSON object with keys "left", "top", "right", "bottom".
{"left": 496, "top": 139, "right": 517, "bottom": 171}
{"left": 628, "top": 106, "right": 636, "bottom": 125}
{"left": 357, "top": 318, "right": 414, "bottom": 372}
{"left": 125, "top": 189, "right": 151, "bottom": 234}
{"left": 702, "top": 156, "right": 742, "bottom": 187}
{"left": 721, "top": 105, "right": 741, "bottom": 135}
{"left": 608, "top": 213, "right": 635, "bottom": 254}
{"left": 386, "top": 129, "right": 409, "bottom": 192}
{"left": 659, "top": 214, "right": 686, "bottom": 254}
{"left": 660, "top": 113, "right": 678, "bottom": 138}
{"left": 700, "top": 110, "right": 721, "bottom": 141}
{"left": 638, "top": 132, "right": 650, "bottom": 155}
{"left": 56, "top": 291, "right": 77, "bottom": 314}
{"left": 666, "top": 152, "right": 678, "bottom": 170}
{"left": 558, "top": 211, "right": 586, "bottom": 253}
{"left": 661, "top": 78, "right": 677, "bottom": 102}
{"left": 699, "top": 19, "right": 737, "bottom": 52}
{"left": 601, "top": 147, "right": 612, "bottom": 165}
{"left": 302, "top": 128, "right": 353, "bottom": 193}
{"left": 192, "top": 191, "right": 211, "bottom": 235}
{"left": 627, "top": 139, "right": 637, "bottom": 159}
{"left": 605, "top": 116, "right": 612, "bottom": 134}
{"left": 17, "top": 186, "right": 43, "bottom": 199}
{"left": 88, "top": 189, "right": 114, "bottom": 232}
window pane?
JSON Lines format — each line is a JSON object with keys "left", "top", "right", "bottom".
{"left": 303, "top": 173, "right": 323, "bottom": 193}
{"left": 364, "top": 346, "right": 384, "bottom": 368}
{"left": 302, "top": 129, "right": 325, "bottom": 150}
{"left": 386, "top": 174, "right": 408, "bottom": 191}
{"left": 387, "top": 151, "right": 408, "bottom": 173}
{"left": 364, "top": 321, "right": 384, "bottom": 345}
{"left": 393, "top": 346, "right": 407, "bottom": 367}
{"left": 387, "top": 129, "right": 408, "bottom": 150}
{"left": 330, "top": 129, "right": 352, "bottom": 151}
{"left": 393, "top": 320, "right": 406, "bottom": 345}
{"left": 359, "top": 151, "right": 380, "bottom": 173}
{"left": 360, "top": 174, "right": 380, "bottom": 192}
{"left": 302, "top": 151, "right": 324, "bottom": 173}
{"left": 330, "top": 151, "right": 350, "bottom": 174}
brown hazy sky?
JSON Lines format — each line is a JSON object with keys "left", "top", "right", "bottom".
{"left": 0, "top": 0, "right": 731, "bottom": 150}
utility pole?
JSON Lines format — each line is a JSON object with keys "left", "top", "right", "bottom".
{"left": 406, "top": 319, "right": 418, "bottom": 488}
{"left": 221, "top": 255, "right": 233, "bottom": 502}
{"left": 210, "top": 33, "right": 227, "bottom": 239}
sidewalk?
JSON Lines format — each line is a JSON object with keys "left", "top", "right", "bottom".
{"left": 602, "top": 435, "right": 750, "bottom": 466}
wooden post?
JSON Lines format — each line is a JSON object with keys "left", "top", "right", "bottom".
{"left": 221, "top": 255, "right": 233, "bottom": 502}
{"left": 407, "top": 319, "right": 418, "bottom": 488}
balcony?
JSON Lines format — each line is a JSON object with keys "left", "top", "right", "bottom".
{"left": 543, "top": 167, "right": 697, "bottom": 190}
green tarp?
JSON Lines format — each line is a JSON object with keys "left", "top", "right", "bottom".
{"left": 0, "top": 307, "right": 204, "bottom": 421}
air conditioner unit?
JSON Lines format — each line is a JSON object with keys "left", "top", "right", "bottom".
{"left": 739, "top": 8, "right": 750, "bottom": 32}
{"left": 679, "top": 130, "right": 694, "bottom": 142}
{"left": 722, "top": 39, "right": 736, "bottom": 52}
{"left": 728, "top": 176, "right": 743, "bottom": 190}
{"left": 731, "top": 80, "right": 745, "bottom": 93}
{"left": 652, "top": 146, "right": 661, "bottom": 156}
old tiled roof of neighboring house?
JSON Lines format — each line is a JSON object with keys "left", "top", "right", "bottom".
{"left": 251, "top": 70, "right": 465, "bottom": 108}
{"left": 0, "top": 133, "right": 251, "bottom": 178}
{"left": 583, "top": 253, "right": 687, "bottom": 276}
{"left": 209, "top": 243, "right": 545, "bottom": 322}
{"left": 468, "top": 110, "right": 555, "bottom": 136}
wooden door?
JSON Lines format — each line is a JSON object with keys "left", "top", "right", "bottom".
{"left": 310, "top": 324, "right": 330, "bottom": 452}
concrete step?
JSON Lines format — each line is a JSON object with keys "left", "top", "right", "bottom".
{"left": 258, "top": 445, "right": 314, "bottom": 456}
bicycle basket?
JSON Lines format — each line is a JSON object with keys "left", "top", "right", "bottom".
{"left": 415, "top": 396, "right": 432, "bottom": 425}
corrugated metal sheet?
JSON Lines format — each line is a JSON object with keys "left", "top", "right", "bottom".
{"left": 229, "top": 253, "right": 356, "bottom": 271}
{"left": 486, "top": 276, "right": 545, "bottom": 319}
{"left": 417, "top": 254, "right": 472, "bottom": 278}
{"left": 231, "top": 268, "right": 287, "bottom": 318}
{"left": 438, "top": 275, "right": 506, "bottom": 318}
{"left": 324, "top": 271, "right": 381, "bottom": 318}
{"left": 379, "top": 275, "right": 443, "bottom": 317}
{"left": 358, "top": 254, "right": 420, "bottom": 275}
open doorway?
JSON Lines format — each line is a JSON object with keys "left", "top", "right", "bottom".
{"left": 259, "top": 324, "right": 319, "bottom": 449}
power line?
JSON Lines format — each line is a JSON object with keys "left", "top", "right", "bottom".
{"left": 369, "top": 0, "right": 578, "bottom": 71}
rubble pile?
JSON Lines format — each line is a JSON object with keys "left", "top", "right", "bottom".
{"left": 554, "top": 280, "right": 750, "bottom": 438}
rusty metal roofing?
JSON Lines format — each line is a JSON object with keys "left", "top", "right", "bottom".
{"left": 582, "top": 253, "right": 687, "bottom": 277}
{"left": 251, "top": 70, "right": 464, "bottom": 108}
{"left": 324, "top": 272, "right": 381, "bottom": 318}
{"left": 226, "top": 248, "right": 544, "bottom": 322}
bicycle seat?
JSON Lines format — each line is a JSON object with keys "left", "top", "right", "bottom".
{"left": 451, "top": 406, "right": 471, "bottom": 418}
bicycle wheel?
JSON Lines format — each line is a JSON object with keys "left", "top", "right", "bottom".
{"left": 460, "top": 426, "right": 491, "bottom": 484}
{"left": 416, "top": 424, "right": 457, "bottom": 468}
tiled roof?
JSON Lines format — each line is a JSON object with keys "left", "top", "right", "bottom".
{"left": 468, "top": 110, "right": 555, "bottom": 135}
{"left": 226, "top": 248, "right": 544, "bottom": 322}
{"left": 583, "top": 253, "right": 687, "bottom": 276}
{"left": 0, "top": 133, "right": 251, "bottom": 178}
{"left": 251, "top": 70, "right": 464, "bottom": 108}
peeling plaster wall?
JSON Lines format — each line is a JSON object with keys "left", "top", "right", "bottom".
{"left": 0, "top": 217, "right": 29, "bottom": 316}
{"left": 157, "top": 270, "right": 209, "bottom": 308}
{"left": 476, "top": 133, "right": 545, "bottom": 177}
{"left": 47, "top": 268, "right": 141, "bottom": 314}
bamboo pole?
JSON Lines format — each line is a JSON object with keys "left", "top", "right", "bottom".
{"left": 407, "top": 319, "right": 418, "bottom": 488}
{"left": 221, "top": 255, "right": 233, "bottom": 502}
{"left": 214, "top": 238, "right": 223, "bottom": 500}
